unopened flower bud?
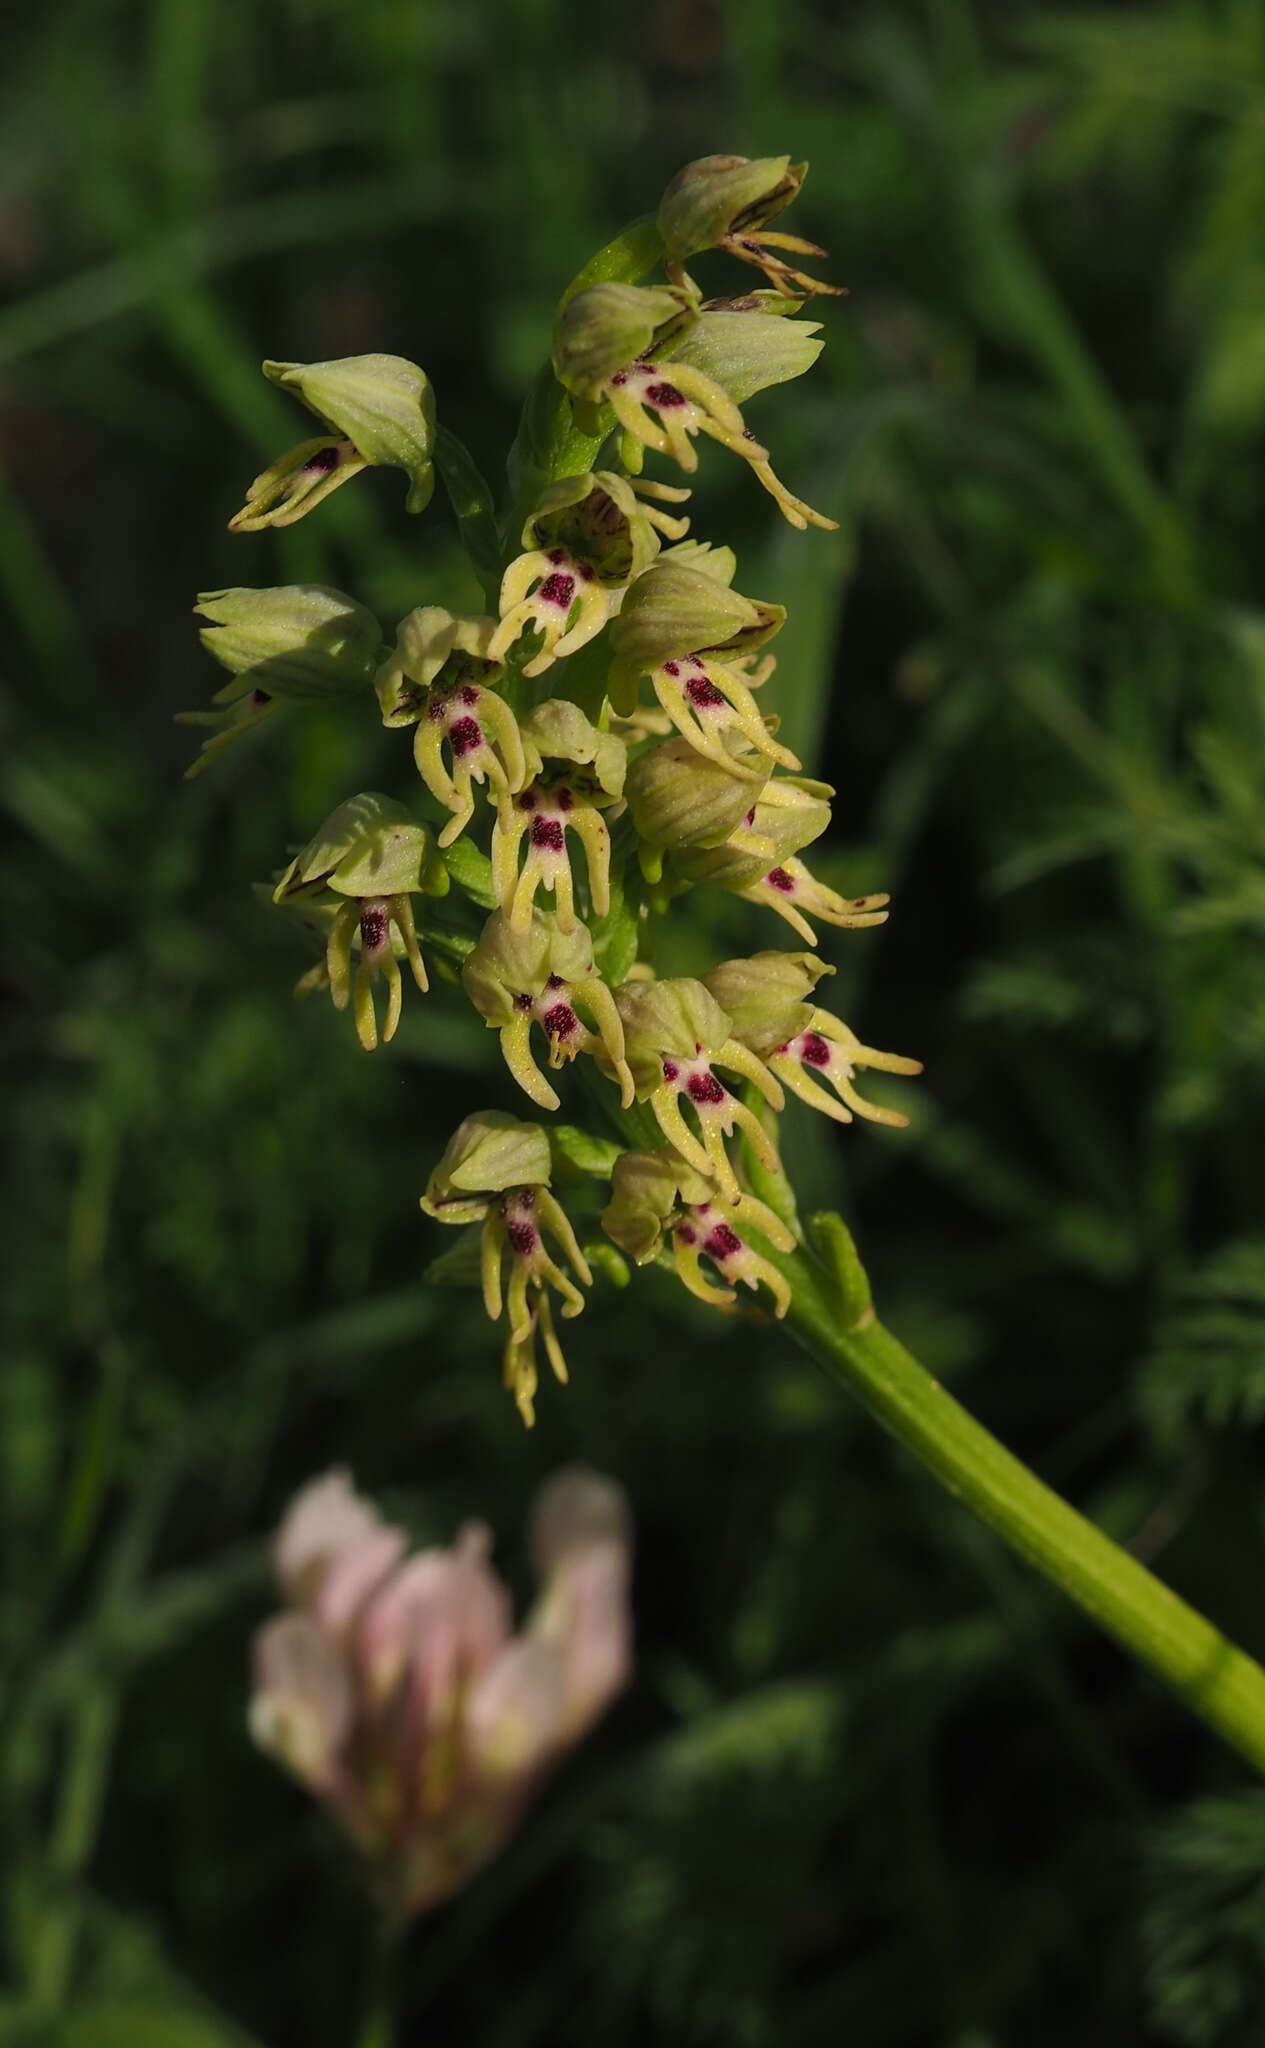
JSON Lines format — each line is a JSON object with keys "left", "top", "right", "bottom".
{"left": 626, "top": 737, "right": 769, "bottom": 874}
{"left": 658, "top": 154, "right": 842, "bottom": 300}
{"left": 196, "top": 584, "right": 383, "bottom": 699}
{"left": 703, "top": 950, "right": 832, "bottom": 1054}
{"left": 519, "top": 699, "right": 626, "bottom": 801}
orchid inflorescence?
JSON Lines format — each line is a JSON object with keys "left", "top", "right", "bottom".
{"left": 189, "top": 152, "right": 920, "bottom": 1426}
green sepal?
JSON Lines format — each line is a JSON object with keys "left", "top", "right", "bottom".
{"left": 552, "top": 283, "right": 696, "bottom": 407}
{"left": 421, "top": 1110, "right": 551, "bottom": 1224}
{"left": 549, "top": 1126, "right": 626, "bottom": 1180}
{"left": 273, "top": 792, "right": 440, "bottom": 905}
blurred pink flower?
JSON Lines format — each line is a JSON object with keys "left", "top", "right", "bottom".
{"left": 249, "top": 1466, "right": 632, "bottom": 1915}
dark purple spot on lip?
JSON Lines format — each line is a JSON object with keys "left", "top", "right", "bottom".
{"left": 546, "top": 549, "right": 567, "bottom": 565}
{"left": 662, "top": 1059, "right": 680, "bottom": 1083}
{"left": 704, "top": 1222, "right": 743, "bottom": 1260}
{"left": 518, "top": 787, "right": 537, "bottom": 811}
{"left": 662, "top": 660, "right": 680, "bottom": 677}
{"left": 305, "top": 445, "right": 341, "bottom": 474}
{"left": 544, "top": 973, "right": 565, "bottom": 991}
{"left": 530, "top": 817, "right": 565, "bottom": 851}
{"left": 542, "top": 1002, "right": 578, "bottom": 1040}
{"left": 676, "top": 1222, "right": 697, "bottom": 1246}
{"left": 251, "top": 688, "right": 271, "bottom": 706}
{"left": 555, "top": 787, "right": 574, "bottom": 812}
{"left": 686, "top": 676, "right": 726, "bottom": 707}
{"left": 800, "top": 1032, "right": 832, "bottom": 1068}
{"left": 610, "top": 371, "right": 628, "bottom": 388}
{"left": 506, "top": 1221, "right": 537, "bottom": 1257}
{"left": 514, "top": 992, "right": 532, "bottom": 1012}
{"left": 577, "top": 561, "right": 595, "bottom": 583}
{"left": 766, "top": 866, "right": 794, "bottom": 893}
{"left": 359, "top": 907, "right": 388, "bottom": 952}
{"left": 538, "top": 572, "right": 575, "bottom": 609}
{"left": 646, "top": 381, "right": 686, "bottom": 409}
{"left": 744, "top": 809, "right": 756, "bottom": 827}
{"left": 458, "top": 685, "right": 479, "bottom": 705}
{"left": 687, "top": 1070, "right": 726, "bottom": 1106}
{"left": 448, "top": 715, "right": 483, "bottom": 757}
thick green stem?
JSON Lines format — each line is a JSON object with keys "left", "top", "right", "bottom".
{"left": 774, "top": 1233, "right": 1265, "bottom": 1776}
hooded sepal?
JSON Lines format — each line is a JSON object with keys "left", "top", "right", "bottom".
{"left": 261, "top": 353, "right": 437, "bottom": 511}
{"left": 461, "top": 910, "right": 634, "bottom": 1112}
{"left": 375, "top": 608, "right": 503, "bottom": 729}
{"left": 607, "top": 557, "right": 783, "bottom": 715}
{"left": 658, "top": 154, "right": 843, "bottom": 300}
{"left": 195, "top": 584, "right": 383, "bottom": 699}
{"left": 552, "top": 283, "right": 697, "bottom": 411}
{"left": 626, "top": 737, "right": 770, "bottom": 878}
{"left": 421, "top": 1111, "right": 553, "bottom": 1226}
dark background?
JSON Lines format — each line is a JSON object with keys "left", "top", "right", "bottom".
{"left": 6, "top": 0, "right": 1265, "bottom": 2042}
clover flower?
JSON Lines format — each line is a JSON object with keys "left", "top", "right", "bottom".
{"left": 421, "top": 1113, "right": 593, "bottom": 1425}
{"left": 462, "top": 910, "right": 634, "bottom": 1113}
{"left": 249, "top": 1467, "right": 631, "bottom": 1916}
{"left": 602, "top": 1147, "right": 794, "bottom": 1318}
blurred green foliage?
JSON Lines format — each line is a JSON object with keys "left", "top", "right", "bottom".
{"left": 5, "top": 0, "right": 1265, "bottom": 2041}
